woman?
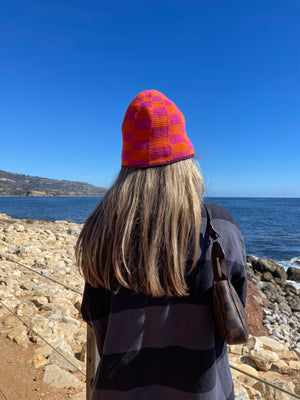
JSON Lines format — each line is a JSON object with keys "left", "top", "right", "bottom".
{"left": 76, "top": 89, "right": 247, "bottom": 399}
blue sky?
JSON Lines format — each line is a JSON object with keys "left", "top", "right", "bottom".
{"left": 1, "top": 0, "right": 299, "bottom": 197}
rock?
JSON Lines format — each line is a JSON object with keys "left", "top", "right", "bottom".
{"left": 258, "top": 336, "right": 291, "bottom": 360}
{"left": 7, "top": 325, "right": 28, "bottom": 348}
{"left": 47, "top": 349, "right": 82, "bottom": 372}
{"left": 284, "top": 282, "right": 299, "bottom": 298}
{"left": 247, "top": 255, "right": 257, "bottom": 264}
{"left": 3, "top": 314, "right": 23, "bottom": 327}
{"left": 63, "top": 316, "right": 81, "bottom": 327}
{"left": 44, "top": 308, "right": 63, "bottom": 322}
{"left": 43, "top": 365, "right": 83, "bottom": 389}
{"left": 20, "top": 283, "right": 30, "bottom": 290}
{"left": 232, "top": 377, "right": 250, "bottom": 399}
{"left": 34, "top": 344, "right": 53, "bottom": 358}
{"left": 3, "top": 215, "right": 299, "bottom": 396}
{"left": 30, "top": 353, "right": 50, "bottom": 368}
{"left": 245, "top": 336, "right": 263, "bottom": 351}
{"left": 239, "top": 355, "right": 258, "bottom": 370}
{"left": 253, "top": 379, "right": 295, "bottom": 400}
{"left": 237, "top": 364, "right": 258, "bottom": 387}
{"left": 262, "top": 271, "right": 276, "bottom": 284}
{"left": 31, "top": 296, "right": 49, "bottom": 308}
{"left": 257, "top": 281, "right": 277, "bottom": 296}
{"left": 78, "top": 342, "right": 87, "bottom": 362}
{"left": 75, "top": 329, "right": 87, "bottom": 344}
{"left": 290, "top": 300, "right": 300, "bottom": 312}
{"left": 14, "top": 224, "right": 25, "bottom": 232}
{"left": 259, "top": 370, "right": 286, "bottom": 381}
{"left": 251, "top": 258, "right": 287, "bottom": 284}
{"left": 249, "top": 349, "right": 280, "bottom": 371}
{"left": 271, "top": 359, "right": 290, "bottom": 374}
{"left": 228, "top": 344, "right": 245, "bottom": 355}
{"left": 289, "top": 351, "right": 300, "bottom": 361}
{"left": 15, "top": 302, "right": 38, "bottom": 319}
{"left": 279, "top": 302, "right": 291, "bottom": 314}
{"left": 74, "top": 301, "right": 81, "bottom": 312}
{"left": 30, "top": 314, "right": 49, "bottom": 332}
{"left": 279, "top": 360, "right": 300, "bottom": 376}
{"left": 7, "top": 245, "right": 17, "bottom": 254}
{"left": 287, "top": 267, "right": 300, "bottom": 282}
{"left": 245, "top": 281, "right": 269, "bottom": 336}
{"left": 244, "top": 385, "right": 262, "bottom": 399}
{"left": 42, "top": 337, "right": 74, "bottom": 356}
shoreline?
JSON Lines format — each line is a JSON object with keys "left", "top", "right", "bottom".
{"left": 1, "top": 195, "right": 300, "bottom": 198}
{"left": 1, "top": 210, "right": 299, "bottom": 264}
{"left": 0, "top": 214, "right": 300, "bottom": 398}
{"left": 0, "top": 195, "right": 102, "bottom": 198}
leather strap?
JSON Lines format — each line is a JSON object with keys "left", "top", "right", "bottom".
{"left": 204, "top": 204, "right": 228, "bottom": 281}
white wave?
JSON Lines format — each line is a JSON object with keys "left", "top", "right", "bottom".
{"left": 276, "top": 259, "right": 300, "bottom": 290}
{"left": 287, "top": 280, "right": 300, "bottom": 290}
{"left": 291, "top": 256, "right": 300, "bottom": 265}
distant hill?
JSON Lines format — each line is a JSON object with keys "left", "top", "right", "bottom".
{"left": 0, "top": 170, "right": 107, "bottom": 197}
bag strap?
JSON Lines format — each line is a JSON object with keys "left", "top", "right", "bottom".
{"left": 203, "top": 204, "right": 228, "bottom": 281}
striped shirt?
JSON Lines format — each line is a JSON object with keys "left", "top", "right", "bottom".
{"left": 81, "top": 204, "right": 247, "bottom": 399}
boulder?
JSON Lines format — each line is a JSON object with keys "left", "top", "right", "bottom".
{"left": 232, "top": 378, "right": 250, "bottom": 399}
{"left": 253, "top": 379, "right": 295, "bottom": 400}
{"left": 284, "top": 282, "right": 299, "bottom": 297}
{"left": 237, "top": 364, "right": 258, "bottom": 387}
{"left": 279, "top": 360, "right": 300, "bottom": 376}
{"left": 287, "top": 267, "right": 300, "bottom": 282}
{"left": 258, "top": 336, "right": 291, "bottom": 360}
{"left": 249, "top": 349, "right": 279, "bottom": 371}
{"left": 290, "top": 300, "right": 300, "bottom": 312}
{"left": 245, "top": 281, "right": 269, "bottom": 337}
{"left": 251, "top": 259, "right": 287, "bottom": 284}
{"left": 270, "top": 359, "right": 289, "bottom": 374}
{"left": 262, "top": 271, "right": 276, "bottom": 284}
{"left": 43, "top": 364, "right": 83, "bottom": 389}
{"left": 244, "top": 385, "right": 262, "bottom": 400}
{"left": 47, "top": 349, "right": 82, "bottom": 372}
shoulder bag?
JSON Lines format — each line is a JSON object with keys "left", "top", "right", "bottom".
{"left": 204, "top": 204, "right": 249, "bottom": 345}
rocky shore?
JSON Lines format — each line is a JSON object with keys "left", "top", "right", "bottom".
{"left": 0, "top": 212, "right": 299, "bottom": 400}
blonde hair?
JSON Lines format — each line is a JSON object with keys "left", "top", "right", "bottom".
{"left": 75, "top": 158, "right": 204, "bottom": 297}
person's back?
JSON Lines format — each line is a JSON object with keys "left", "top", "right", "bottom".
{"left": 76, "top": 90, "right": 247, "bottom": 399}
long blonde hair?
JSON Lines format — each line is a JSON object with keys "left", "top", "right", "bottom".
{"left": 75, "top": 158, "right": 204, "bottom": 297}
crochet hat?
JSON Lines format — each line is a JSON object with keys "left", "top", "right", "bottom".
{"left": 121, "top": 89, "right": 194, "bottom": 168}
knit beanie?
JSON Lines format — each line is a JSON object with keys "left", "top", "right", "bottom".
{"left": 121, "top": 89, "right": 194, "bottom": 168}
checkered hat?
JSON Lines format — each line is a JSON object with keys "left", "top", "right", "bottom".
{"left": 121, "top": 89, "right": 194, "bottom": 168}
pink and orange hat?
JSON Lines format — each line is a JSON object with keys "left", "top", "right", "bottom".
{"left": 121, "top": 89, "right": 194, "bottom": 168}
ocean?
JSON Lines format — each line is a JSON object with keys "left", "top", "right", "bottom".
{"left": 0, "top": 196, "right": 299, "bottom": 279}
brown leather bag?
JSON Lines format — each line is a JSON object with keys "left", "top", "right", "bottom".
{"left": 204, "top": 204, "right": 249, "bottom": 345}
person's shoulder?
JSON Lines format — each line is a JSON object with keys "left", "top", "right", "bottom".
{"left": 206, "top": 203, "right": 239, "bottom": 229}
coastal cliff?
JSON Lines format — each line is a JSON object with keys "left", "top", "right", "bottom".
{"left": 0, "top": 170, "right": 107, "bottom": 197}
